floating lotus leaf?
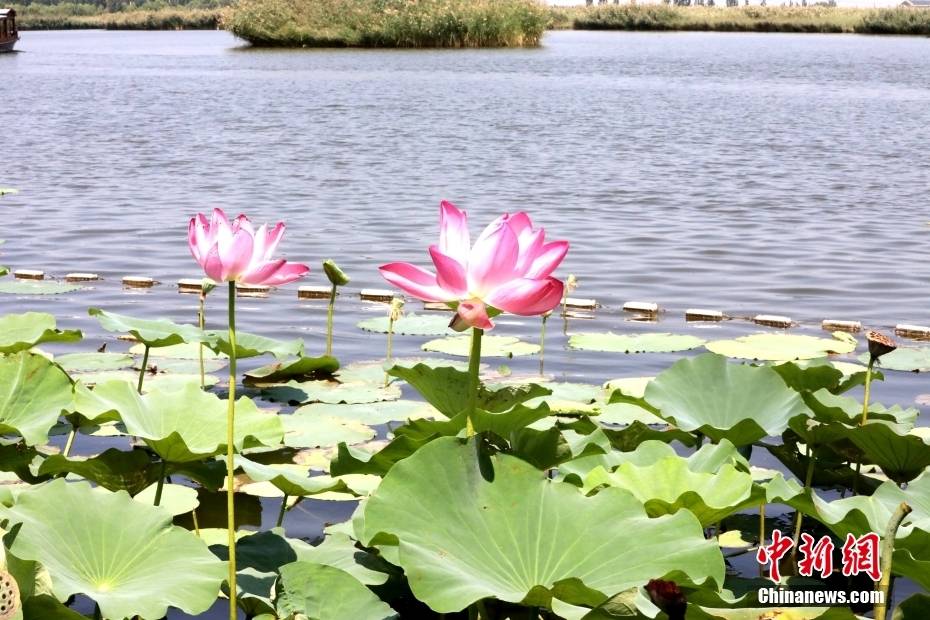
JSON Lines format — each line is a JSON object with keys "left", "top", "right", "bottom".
{"left": 289, "top": 533, "right": 393, "bottom": 586}
{"left": 522, "top": 382, "right": 604, "bottom": 414}
{"left": 76, "top": 380, "right": 283, "bottom": 462}
{"left": 0, "top": 352, "right": 73, "bottom": 446}
{"left": 144, "top": 357, "right": 228, "bottom": 374}
{"left": 37, "top": 448, "right": 158, "bottom": 494}
{"left": 55, "top": 352, "right": 134, "bottom": 372}
{"left": 283, "top": 412, "right": 376, "bottom": 449}
{"left": 244, "top": 355, "right": 339, "bottom": 385}
{"left": 133, "top": 482, "right": 199, "bottom": 516}
{"left": 294, "top": 401, "right": 438, "bottom": 425}
{"left": 569, "top": 332, "right": 705, "bottom": 354}
{"left": 276, "top": 561, "right": 397, "bottom": 620}
{"left": 235, "top": 456, "right": 349, "bottom": 497}
{"left": 0, "top": 312, "right": 82, "bottom": 354}
{"left": 422, "top": 335, "right": 540, "bottom": 358}
{"left": 0, "top": 280, "right": 83, "bottom": 295}
{"left": 357, "top": 313, "right": 455, "bottom": 336}
{"left": 706, "top": 332, "right": 857, "bottom": 361}
{"left": 206, "top": 331, "right": 304, "bottom": 359}
{"left": 603, "top": 377, "right": 653, "bottom": 398}
{"left": 597, "top": 403, "right": 665, "bottom": 426}
{"left": 0, "top": 188, "right": 17, "bottom": 195}
{"left": 860, "top": 347, "right": 930, "bottom": 372}
{"left": 89, "top": 308, "right": 205, "bottom": 348}
{"left": 72, "top": 370, "right": 220, "bottom": 390}
{"left": 4, "top": 479, "right": 226, "bottom": 620}
{"left": 264, "top": 378, "right": 402, "bottom": 406}
{"left": 644, "top": 353, "right": 809, "bottom": 446}
{"left": 583, "top": 456, "right": 758, "bottom": 527}
{"left": 359, "top": 437, "right": 723, "bottom": 614}
{"left": 129, "top": 342, "right": 226, "bottom": 359}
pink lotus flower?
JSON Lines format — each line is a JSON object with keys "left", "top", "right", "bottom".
{"left": 188, "top": 208, "right": 309, "bottom": 286}
{"left": 380, "top": 201, "right": 568, "bottom": 331}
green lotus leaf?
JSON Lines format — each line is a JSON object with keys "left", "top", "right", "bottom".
{"left": 569, "top": 332, "right": 705, "bottom": 354}
{"left": 706, "top": 332, "right": 857, "bottom": 361}
{"left": 895, "top": 594, "right": 930, "bottom": 620}
{"left": 838, "top": 420, "right": 930, "bottom": 484}
{"left": 0, "top": 188, "right": 17, "bottom": 195}
{"left": 143, "top": 357, "right": 228, "bottom": 375}
{"left": 72, "top": 370, "right": 221, "bottom": 390}
{"left": 264, "top": 379, "right": 401, "bottom": 406}
{"left": 22, "top": 594, "right": 89, "bottom": 620}
{"left": 55, "top": 352, "right": 134, "bottom": 372}
{"left": 294, "top": 400, "right": 438, "bottom": 425}
{"left": 4, "top": 479, "right": 226, "bottom": 619}
{"left": 357, "top": 313, "right": 455, "bottom": 336}
{"left": 206, "top": 331, "right": 304, "bottom": 359}
{"left": 0, "top": 352, "right": 73, "bottom": 446}
{"left": 803, "top": 389, "right": 917, "bottom": 427}
{"left": 78, "top": 380, "right": 283, "bottom": 462}
{"left": 133, "top": 482, "right": 199, "bottom": 516}
{"left": 860, "top": 347, "right": 930, "bottom": 372}
{"left": 422, "top": 335, "right": 540, "bottom": 358}
{"left": 37, "top": 448, "right": 158, "bottom": 494}
{"left": 235, "top": 455, "right": 349, "bottom": 497}
{"left": 521, "top": 382, "right": 604, "bottom": 414}
{"left": 276, "top": 561, "right": 397, "bottom": 620}
{"left": 603, "top": 377, "right": 652, "bottom": 398}
{"left": 89, "top": 308, "right": 206, "bottom": 348}
{"left": 644, "top": 353, "right": 809, "bottom": 445}
{"left": 360, "top": 436, "right": 724, "bottom": 614}
{"left": 0, "top": 312, "right": 82, "bottom": 354}
{"left": 289, "top": 533, "right": 393, "bottom": 586}
{"left": 583, "top": 456, "right": 758, "bottom": 526}
{"left": 283, "top": 411, "right": 376, "bottom": 449}
{"left": 244, "top": 355, "right": 340, "bottom": 385}
{"left": 0, "top": 280, "right": 84, "bottom": 295}
{"left": 129, "top": 342, "right": 226, "bottom": 359}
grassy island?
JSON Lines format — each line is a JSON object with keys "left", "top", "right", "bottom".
{"left": 225, "top": 0, "right": 548, "bottom": 47}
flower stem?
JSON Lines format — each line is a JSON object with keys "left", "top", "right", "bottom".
{"left": 791, "top": 445, "right": 816, "bottom": 563}
{"left": 276, "top": 494, "right": 289, "bottom": 528}
{"left": 199, "top": 291, "right": 207, "bottom": 390}
{"left": 225, "top": 281, "right": 238, "bottom": 620}
{"left": 538, "top": 313, "right": 548, "bottom": 376}
{"left": 192, "top": 509, "right": 201, "bottom": 537}
{"left": 63, "top": 424, "right": 77, "bottom": 458}
{"left": 875, "top": 502, "right": 912, "bottom": 620}
{"left": 758, "top": 502, "right": 766, "bottom": 578}
{"left": 137, "top": 344, "right": 150, "bottom": 394}
{"left": 466, "top": 327, "right": 483, "bottom": 438}
{"left": 153, "top": 460, "right": 167, "bottom": 506}
{"left": 325, "top": 282, "right": 337, "bottom": 357}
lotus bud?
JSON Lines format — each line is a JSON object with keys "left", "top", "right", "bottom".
{"left": 645, "top": 579, "right": 686, "bottom": 620}
{"left": 201, "top": 278, "right": 217, "bottom": 296}
{"left": 867, "top": 330, "right": 896, "bottom": 362}
{"left": 323, "top": 259, "right": 350, "bottom": 286}
{"left": 389, "top": 297, "right": 405, "bottom": 322}
{"left": 565, "top": 274, "right": 578, "bottom": 294}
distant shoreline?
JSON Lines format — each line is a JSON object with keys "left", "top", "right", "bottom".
{"left": 14, "top": 4, "right": 930, "bottom": 38}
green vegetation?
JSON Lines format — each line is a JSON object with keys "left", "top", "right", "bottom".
{"left": 225, "top": 0, "right": 548, "bottom": 47}
{"left": 14, "top": 0, "right": 226, "bottom": 30}
{"left": 556, "top": 4, "right": 930, "bottom": 35}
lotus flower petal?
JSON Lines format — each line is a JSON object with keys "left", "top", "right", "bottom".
{"left": 379, "top": 262, "right": 449, "bottom": 302}
{"left": 486, "top": 277, "right": 563, "bottom": 316}
{"left": 438, "top": 201, "right": 470, "bottom": 261}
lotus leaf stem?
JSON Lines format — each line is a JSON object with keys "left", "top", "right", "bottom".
{"left": 198, "top": 289, "right": 207, "bottom": 389}
{"left": 137, "top": 344, "right": 150, "bottom": 394}
{"left": 758, "top": 502, "right": 766, "bottom": 578}
{"left": 875, "top": 502, "right": 912, "bottom": 620}
{"left": 791, "top": 445, "right": 816, "bottom": 564}
{"left": 276, "top": 493, "right": 289, "bottom": 528}
{"left": 538, "top": 313, "right": 548, "bottom": 376}
{"left": 153, "top": 460, "right": 167, "bottom": 507}
{"left": 466, "top": 327, "right": 484, "bottom": 438}
{"left": 62, "top": 424, "right": 77, "bottom": 458}
{"left": 860, "top": 357, "right": 875, "bottom": 426}
{"left": 225, "top": 281, "right": 238, "bottom": 620}
{"left": 192, "top": 509, "right": 201, "bottom": 537}
{"left": 325, "top": 282, "right": 337, "bottom": 357}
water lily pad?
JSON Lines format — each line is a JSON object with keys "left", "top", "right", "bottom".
{"left": 0, "top": 280, "right": 83, "bottom": 295}
{"left": 604, "top": 377, "right": 653, "bottom": 398}
{"left": 422, "top": 335, "right": 540, "bottom": 358}
{"left": 644, "top": 353, "right": 809, "bottom": 446}
{"left": 147, "top": 357, "right": 228, "bottom": 374}
{"left": 89, "top": 308, "right": 205, "bottom": 348}
{"left": 0, "top": 352, "right": 74, "bottom": 446}
{"left": 276, "top": 561, "right": 397, "bottom": 620}
{"left": 360, "top": 436, "right": 723, "bottom": 614}
{"left": 283, "top": 412, "right": 376, "bottom": 449}
{"left": 357, "top": 314, "right": 455, "bottom": 336}
{"left": 133, "top": 482, "right": 200, "bottom": 516}
{"left": 206, "top": 331, "right": 303, "bottom": 359}
{"left": 294, "top": 401, "right": 438, "bottom": 425}
{"left": 244, "top": 356, "right": 339, "bottom": 385}
{"left": 72, "top": 370, "right": 220, "bottom": 390}
{"left": 129, "top": 342, "right": 226, "bottom": 359}
{"left": 235, "top": 456, "right": 348, "bottom": 497}
{"left": 860, "top": 347, "right": 930, "bottom": 372}
{"left": 707, "top": 332, "right": 857, "bottom": 361}
{"left": 0, "top": 312, "right": 82, "bottom": 354}
{"left": 569, "top": 332, "right": 705, "bottom": 354}
{"left": 55, "top": 352, "right": 134, "bottom": 372}
{"left": 4, "top": 479, "right": 226, "bottom": 620}
{"left": 264, "top": 380, "right": 401, "bottom": 406}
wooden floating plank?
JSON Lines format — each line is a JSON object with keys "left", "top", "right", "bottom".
{"left": 360, "top": 288, "right": 395, "bottom": 302}
{"left": 177, "top": 278, "right": 207, "bottom": 293}
{"left": 822, "top": 319, "right": 861, "bottom": 333}
{"left": 686, "top": 308, "right": 724, "bottom": 322}
{"left": 65, "top": 272, "right": 100, "bottom": 282}
{"left": 754, "top": 314, "right": 793, "bottom": 328}
{"left": 623, "top": 301, "right": 659, "bottom": 314}
{"left": 423, "top": 301, "right": 452, "bottom": 312}
{"left": 564, "top": 297, "right": 597, "bottom": 311}
{"left": 122, "top": 276, "right": 156, "bottom": 288}
{"left": 297, "top": 285, "right": 332, "bottom": 300}
{"left": 13, "top": 269, "right": 44, "bottom": 280}
{"left": 895, "top": 324, "right": 930, "bottom": 339}
{"left": 236, "top": 283, "right": 271, "bottom": 298}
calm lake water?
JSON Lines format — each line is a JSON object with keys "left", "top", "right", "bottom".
{"left": 3, "top": 29, "right": 930, "bottom": 617}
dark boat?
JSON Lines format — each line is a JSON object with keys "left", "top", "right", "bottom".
{"left": 0, "top": 8, "right": 18, "bottom": 53}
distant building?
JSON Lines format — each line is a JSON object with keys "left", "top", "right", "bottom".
{"left": 901, "top": 0, "right": 930, "bottom": 7}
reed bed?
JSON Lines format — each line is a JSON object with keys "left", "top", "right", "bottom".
{"left": 225, "top": 0, "right": 549, "bottom": 47}
{"left": 16, "top": 4, "right": 224, "bottom": 30}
